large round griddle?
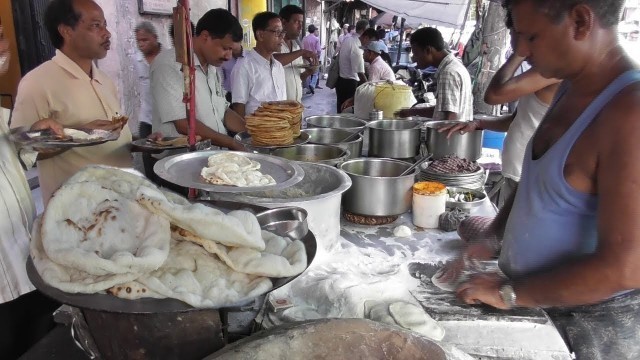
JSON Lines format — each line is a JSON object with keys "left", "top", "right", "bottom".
{"left": 27, "top": 200, "right": 317, "bottom": 314}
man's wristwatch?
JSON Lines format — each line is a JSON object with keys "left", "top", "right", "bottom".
{"left": 499, "top": 283, "right": 517, "bottom": 309}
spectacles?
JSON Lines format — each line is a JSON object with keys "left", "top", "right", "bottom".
{"left": 263, "top": 29, "right": 285, "bottom": 38}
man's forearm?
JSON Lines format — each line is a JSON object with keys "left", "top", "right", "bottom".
{"left": 173, "top": 119, "right": 240, "bottom": 149}
{"left": 273, "top": 50, "right": 303, "bottom": 66}
{"left": 515, "top": 254, "right": 633, "bottom": 308}
{"left": 357, "top": 72, "right": 367, "bottom": 84}
{"left": 231, "top": 103, "right": 246, "bottom": 118}
{"left": 223, "top": 108, "right": 246, "bottom": 133}
{"left": 475, "top": 113, "right": 515, "bottom": 132}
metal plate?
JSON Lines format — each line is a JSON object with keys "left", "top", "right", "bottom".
{"left": 27, "top": 200, "right": 317, "bottom": 314}
{"left": 11, "top": 126, "right": 119, "bottom": 149}
{"left": 153, "top": 150, "right": 305, "bottom": 193}
{"left": 130, "top": 137, "right": 191, "bottom": 152}
{"left": 234, "top": 131, "right": 310, "bottom": 150}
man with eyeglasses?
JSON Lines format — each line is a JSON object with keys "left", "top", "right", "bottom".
{"left": 231, "top": 12, "right": 287, "bottom": 117}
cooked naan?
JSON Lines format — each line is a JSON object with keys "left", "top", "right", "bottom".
{"left": 171, "top": 225, "right": 307, "bottom": 278}
{"left": 31, "top": 217, "right": 142, "bottom": 293}
{"left": 41, "top": 182, "right": 171, "bottom": 276}
{"left": 136, "top": 186, "right": 266, "bottom": 250}
{"left": 108, "top": 241, "right": 273, "bottom": 308}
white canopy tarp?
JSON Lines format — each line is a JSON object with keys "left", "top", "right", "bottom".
{"left": 361, "top": 0, "right": 469, "bottom": 28}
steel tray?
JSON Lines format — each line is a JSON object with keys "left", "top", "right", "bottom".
{"left": 234, "top": 131, "right": 310, "bottom": 150}
{"left": 11, "top": 126, "right": 119, "bottom": 149}
{"left": 153, "top": 150, "right": 305, "bottom": 193}
{"left": 27, "top": 200, "right": 317, "bottom": 314}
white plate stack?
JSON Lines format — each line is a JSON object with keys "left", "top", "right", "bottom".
{"left": 418, "top": 167, "right": 486, "bottom": 190}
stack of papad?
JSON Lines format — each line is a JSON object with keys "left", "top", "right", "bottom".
{"left": 260, "top": 100, "right": 304, "bottom": 137}
{"left": 245, "top": 113, "right": 293, "bottom": 146}
{"left": 30, "top": 166, "right": 307, "bottom": 308}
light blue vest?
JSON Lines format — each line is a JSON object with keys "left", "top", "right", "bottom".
{"left": 499, "top": 70, "right": 640, "bottom": 279}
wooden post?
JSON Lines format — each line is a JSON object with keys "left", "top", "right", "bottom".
{"left": 472, "top": 0, "right": 507, "bottom": 116}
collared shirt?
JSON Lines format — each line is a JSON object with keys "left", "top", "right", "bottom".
{"left": 339, "top": 35, "right": 365, "bottom": 81}
{"left": 280, "top": 40, "right": 304, "bottom": 102}
{"left": 231, "top": 49, "right": 287, "bottom": 115}
{"left": 368, "top": 56, "right": 396, "bottom": 82}
{"left": 134, "top": 51, "right": 153, "bottom": 125}
{"left": 221, "top": 51, "right": 245, "bottom": 93}
{"left": 433, "top": 53, "right": 473, "bottom": 122}
{"left": 150, "top": 48, "right": 227, "bottom": 140}
{"left": 0, "top": 109, "right": 36, "bottom": 303}
{"left": 302, "top": 33, "right": 321, "bottom": 55}
{"left": 11, "top": 50, "right": 133, "bottom": 205}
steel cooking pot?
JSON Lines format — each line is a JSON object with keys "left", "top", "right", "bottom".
{"left": 305, "top": 115, "right": 367, "bottom": 133}
{"left": 424, "top": 120, "right": 483, "bottom": 160}
{"left": 304, "top": 127, "right": 363, "bottom": 159}
{"left": 367, "top": 119, "right": 422, "bottom": 159}
{"left": 340, "top": 158, "right": 417, "bottom": 216}
{"left": 271, "top": 144, "right": 350, "bottom": 167}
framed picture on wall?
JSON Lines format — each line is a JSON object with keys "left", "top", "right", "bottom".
{"left": 138, "top": 0, "right": 174, "bottom": 16}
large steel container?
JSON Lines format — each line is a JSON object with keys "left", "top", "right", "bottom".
{"left": 207, "top": 162, "right": 351, "bottom": 254}
{"left": 424, "top": 120, "right": 483, "bottom": 160}
{"left": 368, "top": 119, "right": 422, "bottom": 159}
{"left": 305, "top": 127, "right": 363, "bottom": 159}
{"left": 340, "top": 158, "right": 417, "bottom": 216}
{"left": 305, "top": 115, "right": 367, "bottom": 133}
{"left": 271, "top": 144, "right": 349, "bottom": 167}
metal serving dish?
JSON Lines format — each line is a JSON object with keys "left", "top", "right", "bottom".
{"left": 445, "top": 187, "right": 486, "bottom": 211}
{"left": 367, "top": 119, "right": 422, "bottom": 159}
{"left": 271, "top": 144, "right": 350, "bottom": 167}
{"left": 340, "top": 158, "right": 417, "bottom": 216}
{"left": 153, "top": 150, "right": 305, "bottom": 193}
{"left": 256, "top": 206, "right": 309, "bottom": 240}
{"left": 305, "top": 115, "right": 367, "bottom": 133}
{"left": 26, "top": 200, "right": 317, "bottom": 314}
{"left": 304, "top": 127, "right": 362, "bottom": 159}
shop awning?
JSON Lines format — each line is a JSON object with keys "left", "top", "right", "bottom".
{"left": 360, "top": 0, "right": 470, "bottom": 28}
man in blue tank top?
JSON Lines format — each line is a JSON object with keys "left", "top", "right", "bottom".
{"left": 440, "top": 1, "right": 640, "bottom": 358}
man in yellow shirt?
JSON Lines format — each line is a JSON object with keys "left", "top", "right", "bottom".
{"left": 11, "top": 0, "right": 132, "bottom": 205}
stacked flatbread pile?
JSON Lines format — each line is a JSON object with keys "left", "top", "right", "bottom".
{"left": 245, "top": 101, "right": 304, "bottom": 146}
{"left": 259, "top": 101, "right": 304, "bottom": 138}
{"left": 30, "top": 166, "right": 306, "bottom": 308}
{"left": 200, "top": 152, "right": 276, "bottom": 187}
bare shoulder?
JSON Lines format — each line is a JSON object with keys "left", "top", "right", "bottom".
{"left": 595, "top": 83, "right": 640, "bottom": 150}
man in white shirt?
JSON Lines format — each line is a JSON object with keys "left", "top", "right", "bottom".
{"left": 134, "top": 21, "right": 161, "bottom": 179}
{"left": 0, "top": 14, "right": 59, "bottom": 358}
{"left": 336, "top": 20, "right": 369, "bottom": 113}
{"left": 274, "top": 5, "right": 317, "bottom": 102}
{"left": 363, "top": 41, "right": 395, "bottom": 82}
{"left": 231, "top": 12, "right": 287, "bottom": 117}
{"left": 151, "top": 8, "right": 245, "bottom": 151}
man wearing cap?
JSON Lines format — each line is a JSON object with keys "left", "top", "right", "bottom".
{"left": 302, "top": 24, "right": 323, "bottom": 94}
{"left": 364, "top": 41, "right": 395, "bottom": 82}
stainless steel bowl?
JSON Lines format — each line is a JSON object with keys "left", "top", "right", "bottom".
{"left": 305, "top": 115, "right": 367, "bottom": 133}
{"left": 424, "top": 120, "right": 483, "bottom": 161}
{"left": 256, "top": 206, "right": 309, "bottom": 239}
{"left": 340, "top": 158, "right": 417, "bottom": 216}
{"left": 445, "top": 187, "right": 486, "bottom": 212}
{"left": 271, "top": 144, "right": 350, "bottom": 167}
{"left": 368, "top": 119, "right": 422, "bottom": 159}
{"left": 305, "top": 128, "right": 362, "bottom": 159}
